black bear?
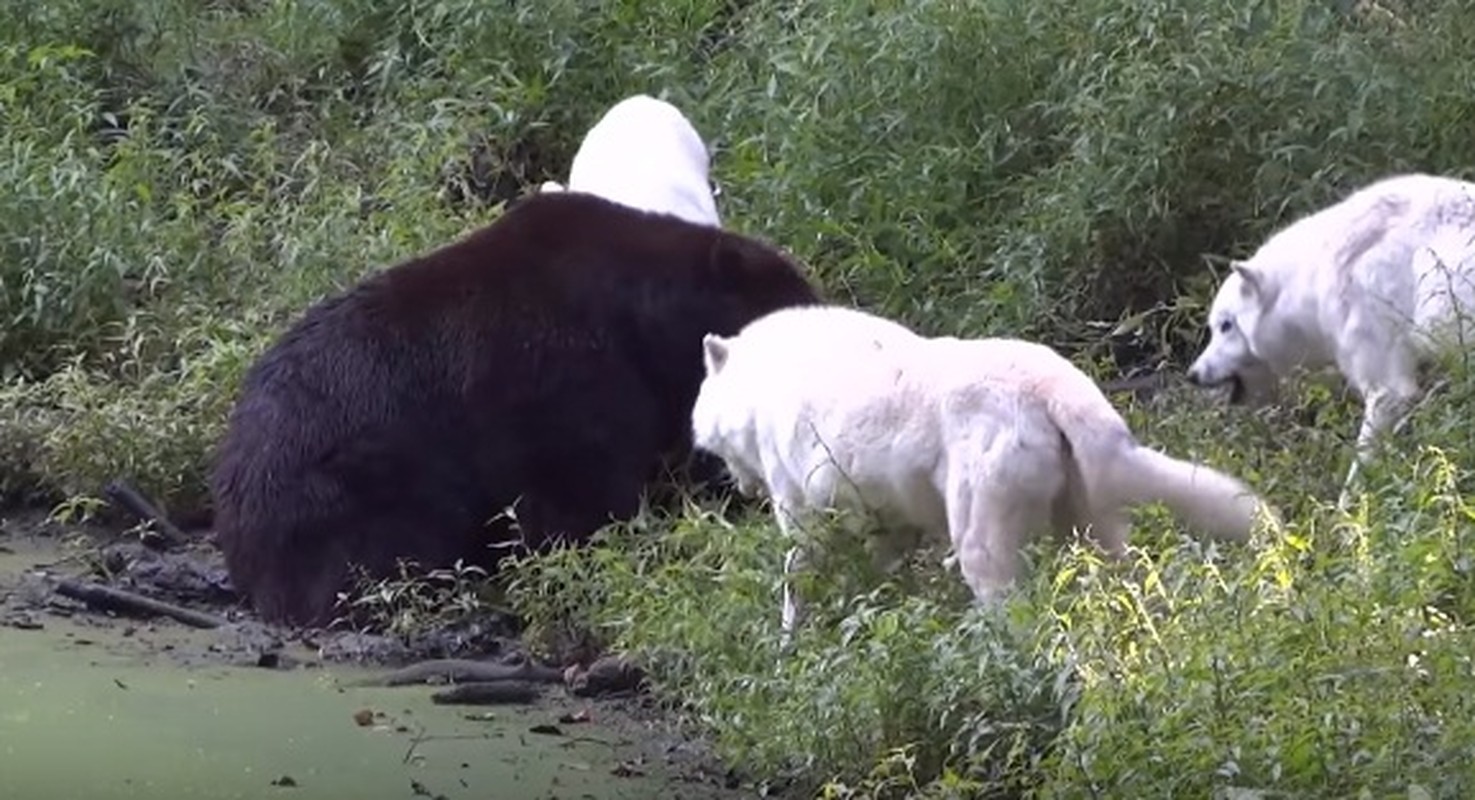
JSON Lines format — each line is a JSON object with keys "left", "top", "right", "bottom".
{"left": 210, "top": 191, "right": 822, "bottom": 626}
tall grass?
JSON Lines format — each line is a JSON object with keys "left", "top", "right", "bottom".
{"left": 4, "top": 0, "right": 1475, "bottom": 793}
{"left": 507, "top": 369, "right": 1475, "bottom": 796}
{"left": 3, "top": 0, "right": 1473, "bottom": 505}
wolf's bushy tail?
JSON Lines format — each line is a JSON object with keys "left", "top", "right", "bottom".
{"left": 1105, "top": 444, "right": 1267, "bottom": 541}
{"left": 1045, "top": 380, "right": 1271, "bottom": 542}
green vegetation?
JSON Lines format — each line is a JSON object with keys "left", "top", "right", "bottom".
{"left": 4, "top": 0, "right": 1475, "bottom": 795}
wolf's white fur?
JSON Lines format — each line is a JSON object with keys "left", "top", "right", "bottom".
{"left": 692, "top": 306, "right": 1272, "bottom": 634}
{"left": 537, "top": 94, "right": 720, "bottom": 227}
{"left": 1187, "top": 173, "right": 1475, "bottom": 499}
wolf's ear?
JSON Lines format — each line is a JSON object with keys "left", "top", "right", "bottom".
{"left": 702, "top": 334, "right": 730, "bottom": 375}
{"left": 1231, "top": 260, "right": 1263, "bottom": 297}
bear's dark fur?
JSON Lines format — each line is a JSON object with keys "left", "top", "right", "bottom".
{"left": 210, "top": 192, "right": 821, "bottom": 627}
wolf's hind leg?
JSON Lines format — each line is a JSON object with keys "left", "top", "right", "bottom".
{"left": 1051, "top": 469, "right": 1129, "bottom": 560}
{"left": 1339, "top": 376, "right": 1420, "bottom": 508}
{"left": 950, "top": 481, "right": 1053, "bottom": 603}
{"left": 1336, "top": 340, "right": 1422, "bottom": 507}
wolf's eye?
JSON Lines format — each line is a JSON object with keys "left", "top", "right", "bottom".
{"left": 1217, "top": 319, "right": 1234, "bottom": 334}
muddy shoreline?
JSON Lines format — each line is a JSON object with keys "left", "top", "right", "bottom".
{"left": 0, "top": 507, "right": 761, "bottom": 799}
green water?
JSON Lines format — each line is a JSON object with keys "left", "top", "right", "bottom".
{"left": 0, "top": 621, "right": 712, "bottom": 800}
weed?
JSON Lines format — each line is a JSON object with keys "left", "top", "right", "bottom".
{"left": 8, "top": 0, "right": 1475, "bottom": 794}
{"left": 335, "top": 559, "right": 499, "bottom": 642}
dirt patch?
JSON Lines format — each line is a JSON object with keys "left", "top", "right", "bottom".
{"left": 0, "top": 506, "right": 756, "bottom": 799}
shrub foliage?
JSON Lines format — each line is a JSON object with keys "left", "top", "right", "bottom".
{"left": 5, "top": 0, "right": 1475, "bottom": 794}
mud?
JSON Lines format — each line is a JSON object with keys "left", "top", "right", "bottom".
{"left": 0, "top": 508, "right": 753, "bottom": 799}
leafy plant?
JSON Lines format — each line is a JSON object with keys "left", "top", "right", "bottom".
{"left": 7, "top": 0, "right": 1475, "bottom": 794}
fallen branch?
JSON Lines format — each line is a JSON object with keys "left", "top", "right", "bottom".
{"left": 53, "top": 578, "right": 226, "bottom": 629}
{"left": 430, "top": 680, "right": 544, "bottom": 705}
{"left": 353, "top": 658, "right": 565, "bottom": 687}
{"left": 103, "top": 479, "right": 187, "bottom": 549}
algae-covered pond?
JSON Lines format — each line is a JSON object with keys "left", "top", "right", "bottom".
{"left": 0, "top": 519, "right": 746, "bottom": 800}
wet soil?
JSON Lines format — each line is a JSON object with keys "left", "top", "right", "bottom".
{"left": 0, "top": 509, "right": 756, "bottom": 800}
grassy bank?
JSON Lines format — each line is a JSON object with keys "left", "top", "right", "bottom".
{"left": 508, "top": 368, "right": 1475, "bottom": 796}
{"left": 4, "top": 0, "right": 1475, "bottom": 795}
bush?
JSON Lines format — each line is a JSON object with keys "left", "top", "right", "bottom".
{"left": 507, "top": 366, "right": 1475, "bottom": 797}
{"left": 8, "top": 0, "right": 1475, "bottom": 793}
{"left": 5, "top": 0, "right": 1475, "bottom": 502}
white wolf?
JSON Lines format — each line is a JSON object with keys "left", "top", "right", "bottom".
{"left": 691, "top": 305, "right": 1273, "bottom": 635}
{"left": 1186, "top": 173, "right": 1475, "bottom": 499}
{"left": 537, "top": 94, "right": 721, "bottom": 227}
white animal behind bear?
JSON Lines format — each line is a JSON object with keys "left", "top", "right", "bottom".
{"left": 538, "top": 93, "right": 721, "bottom": 227}
{"left": 691, "top": 305, "right": 1274, "bottom": 635}
{"left": 1187, "top": 172, "right": 1475, "bottom": 503}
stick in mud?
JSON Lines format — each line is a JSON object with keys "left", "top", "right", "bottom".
{"left": 103, "top": 479, "right": 188, "bottom": 549}
{"left": 353, "top": 658, "right": 566, "bottom": 687}
{"left": 52, "top": 578, "right": 226, "bottom": 629}
{"left": 430, "top": 680, "right": 544, "bottom": 705}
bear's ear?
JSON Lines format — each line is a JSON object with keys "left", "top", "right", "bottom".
{"left": 702, "top": 334, "right": 730, "bottom": 375}
{"left": 1230, "top": 260, "right": 1263, "bottom": 297}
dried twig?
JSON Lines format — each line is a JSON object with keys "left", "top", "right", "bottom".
{"left": 103, "top": 479, "right": 187, "bottom": 549}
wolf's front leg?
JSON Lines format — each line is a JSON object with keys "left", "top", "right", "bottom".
{"left": 780, "top": 544, "right": 810, "bottom": 641}
{"left": 772, "top": 501, "right": 813, "bottom": 646}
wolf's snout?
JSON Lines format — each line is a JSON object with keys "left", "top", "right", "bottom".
{"left": 1185, "top": 366, "right": 1206, "bottom": 386}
